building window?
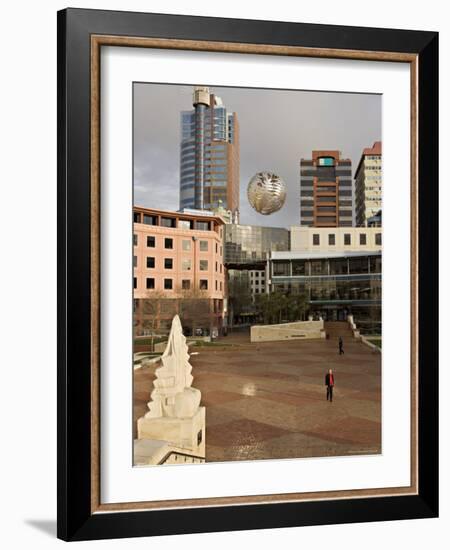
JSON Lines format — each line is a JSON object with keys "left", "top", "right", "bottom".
{"left": 143, "top": 214, "right": 157, "bottom": 225}
{"left": 164, "top": 238, "right": 173, "bottom": 249}
{"left": 344, "top": 233, "right": 351, "bottom": 245}
{"left": 182, "top": 279, "right": 191, "bottom": 290}
{"left": 133, "top": 277, "right": 137, "bottom": 289}
{"left": 220, "top": 282, "right": 223, "bottom": 291}
{"left": 133, "top": 212, "right": 141, "bottom": 223}
{"left": 313, "top": 234, "right": 320, "bottom": 246}
{"left": 146, "top": 278, "right": 155, "bottom": 289}
{"left": 133, "top": 234, "right": 138, "bottom": 246}
{"left": 330, "top": 258, "right": 348, "bottom": 275}
{"left": 376, "top": 233, "right": 382, "bottom": 245}
{"left": 182, "top": 239, "right": 191, "bottom": 251}
{"left": 146, "top": 257, "right": 155, "bottom": 269}
{"left": 199, "top": 240, "right": 208, "bottom": 251}
{"left": 310, "top": 259, "right": 328, "bottom": 276}
{"left": 215, "top": 280, "right": 218, "bottom": 290}
{"left": 370, "top": 256, "right": 382, "bottom": 273}
{"left": 161, "top": 217, "right": 176, "bottom": 228}
{"left": 178, "top": 219, "right": 192, "bottom": 230}
{"left": 360, "top": 233, "right": 367, "bottom": 245}
{"left": 147, "top": 235, "right": 155, "bottom": 247}
{"left": 273, "top": 262, "right": 290, "bottom": 276}
{"left": 349, "top": 257, "right": 369, "bottom": 274}
{"left": 328, "top": 234, "right": 336, "bottom": 246}
{"left": 196, "top": 221, "right": 210, "bottom": 231}
{"left": 182, "top": 259, "right": 192, "bottom": 271}
{"left": 133, "top": 255, "right": 137, "bottom": 267}
{"left": 199, "top": 259, "right": 208, "bottom": 271}
{"left": 164, "top": 258, "right": 173, "bottom": 269}
{"left": 199, "top": 279, "right": 208, "bottom": 290}
{"left": 292, "top": 260, "right": 306, "bottom": 276}
{"left": 164, "top": 279, "right": 173, "bottom": 290}
{"left": 215, "top": 243, "right": 218, "bottom": 253}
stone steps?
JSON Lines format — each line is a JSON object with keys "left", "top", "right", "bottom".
{"left": 324, "top": 321, "right": 355, "bottom": 339}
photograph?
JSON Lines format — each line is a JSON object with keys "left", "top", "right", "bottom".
{"left": 132, "top": 83, "right": 383, "bottom": 466}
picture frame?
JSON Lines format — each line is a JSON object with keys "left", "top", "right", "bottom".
{"left": 57, "top": 7, "right": 438, "bottom": 541}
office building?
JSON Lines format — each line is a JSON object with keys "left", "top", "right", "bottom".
{"left": 300, "top": 150, "right": 353, "bottom": 227}
{"left": 223, "top": 224, "right": 289, "bottom": 325}
{"left": 133, "top": 206, "right": 226, "bottom": 336}
{"left": 355, "top": 141, "right": 382, "bottom": 226}
{"left": 179, "top": 86, "right": 240, "bottom": 214}
{"left": 267, "top": 250, "right": 381, "bottom": 333}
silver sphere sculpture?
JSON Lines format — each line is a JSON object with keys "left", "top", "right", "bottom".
{"left": 247, "top": 172, "right": 287, "bottom": 215}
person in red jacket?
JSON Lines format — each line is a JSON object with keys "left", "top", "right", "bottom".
{"left": 325, "top": 368, "right": 335, "bottom": 402}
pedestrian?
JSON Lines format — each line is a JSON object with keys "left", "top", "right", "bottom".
{"left": 325, "top": 368, "right": 335, "bottom": 402}
{"left": 338, "top": 336, "right": 344, "bottom": 355}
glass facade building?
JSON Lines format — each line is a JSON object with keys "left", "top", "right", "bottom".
{"left": 269, "top": 251, "right": 381, "bottom": 333}
{"left": 180, "top": 87, "right": 240, "bottom": 214}
{"left": 223, "top": 224, "right": 290, "bottom": 326}
{"left": 224, "top": 224, "right": 290, "bottom": 266}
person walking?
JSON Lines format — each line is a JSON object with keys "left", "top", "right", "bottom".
{"left": 338, "top": 336, "right": 344, "bottom": 355}
{"left": 325, "top": 368, "right": 335, "bottom": 402}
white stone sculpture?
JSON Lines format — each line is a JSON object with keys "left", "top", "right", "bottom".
{"left": 136, "top": 315, "right": 205, "bottom": 461}
{"left": 145, "top": 314, "right": 201, "bottom": 419}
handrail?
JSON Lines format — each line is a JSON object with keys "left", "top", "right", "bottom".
{"left": 158, "top": 450, "right": 205, "bottom": 465}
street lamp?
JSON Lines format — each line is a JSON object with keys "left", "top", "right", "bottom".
{"left": 192, "top": 235, "right": 197, "bottom": 291}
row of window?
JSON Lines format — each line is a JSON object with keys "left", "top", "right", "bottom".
{"left": 134, "top": 256, "right": 222, "bottom": 272}
{"left": 134, "top": 212, "right": 213, "bottom": 232}
{"left": 272, "top": 256, "right": 382, "bottom": 277}
{"left": 312, "top": 233, "right": 382, "bottom": 246}
{"left": 133, "top": 234, "right": 219, "bottom": 253}
{"left": 133, "top": 277, "right": 222, "bottom": 291}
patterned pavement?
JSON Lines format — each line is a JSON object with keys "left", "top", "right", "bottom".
{"left": 134, "top": 333, "right": 381, "bottom": 462}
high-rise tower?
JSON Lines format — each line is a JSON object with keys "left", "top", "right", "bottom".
{"left": 354, "top": 141, "right": 382, "bottom": 227}
{"left": 180, "top": 87, "right": 240, "bottom": 214}
{"left": 299, "top": 150, "right": 353, "bottom": 227}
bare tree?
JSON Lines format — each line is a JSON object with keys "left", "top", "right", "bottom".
{"left": 177, "top": 286, "right": 212, "bottom": 336}
{"left": 140, "top": 290, "right": 166, "bottom": 351}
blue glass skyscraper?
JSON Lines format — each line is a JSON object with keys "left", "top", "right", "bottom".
{"left": 180, "top": 87, "right": 240, "bottom": 214}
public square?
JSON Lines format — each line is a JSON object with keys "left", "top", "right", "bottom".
{"left": 134, "top": 326, "right": 381, "bottom": 463}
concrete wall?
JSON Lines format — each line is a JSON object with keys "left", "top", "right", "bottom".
{"left": 250, "top": 320, "right": 324, "bottom": 342}
{"left": 290, "top": 226, "right": 382, "bottom": 252}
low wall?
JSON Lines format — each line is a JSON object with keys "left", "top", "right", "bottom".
{"left": 250, "top": 320, "right": 325, "bottom": 342}
{"left": 360, "top": 335, "right": 382, "bottom": 352}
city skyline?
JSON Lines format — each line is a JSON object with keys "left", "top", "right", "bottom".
{"left": 134, "top": 83, "right": 381, "bottom": 228}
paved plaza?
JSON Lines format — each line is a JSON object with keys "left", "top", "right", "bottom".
{"left": 134, "top": 330, "right": 381, "bottom": 462}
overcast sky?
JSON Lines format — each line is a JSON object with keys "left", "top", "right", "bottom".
{"left": 134, "top": 83, "right": 381, "bottom": 228}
